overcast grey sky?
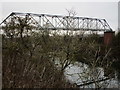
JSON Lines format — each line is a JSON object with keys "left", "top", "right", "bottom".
{"left": 0, "top": 2, "right": 118, "bottom": 31}
{"left": 118, "top": 1, "right": 120, "bottom": 28}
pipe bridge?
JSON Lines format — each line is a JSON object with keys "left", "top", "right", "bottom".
{"left": 0, "top": 12, "right": 112, "bottom": 32}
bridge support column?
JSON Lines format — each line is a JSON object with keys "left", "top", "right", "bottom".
{"left": 104, "top": 31, "right": 115, "bottom": 46}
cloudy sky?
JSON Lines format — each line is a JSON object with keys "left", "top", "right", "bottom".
{"left": 0, "top": 1, "right": 119, "bottom": 31}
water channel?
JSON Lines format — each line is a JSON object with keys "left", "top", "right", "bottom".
{"left": 64, "top": 62, "right": 120, "bottom": 88}
{"left": 54, "top": 59, "right": 120, "bottom": 88}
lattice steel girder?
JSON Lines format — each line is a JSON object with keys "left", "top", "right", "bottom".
{"left": 0, "top": 12, "right": 112, "bottom": 31}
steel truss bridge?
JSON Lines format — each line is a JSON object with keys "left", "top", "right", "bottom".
{"left": 0, "top": 12, "right": 112, "bottom": 32}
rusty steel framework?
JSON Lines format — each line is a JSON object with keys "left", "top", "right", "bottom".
{"left": 0, "top": 12, "right": 112, "bottom": 32}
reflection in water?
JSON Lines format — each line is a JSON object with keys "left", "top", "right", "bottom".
{"left": 64, "top": 62, "right": 120, "bottom": 88}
